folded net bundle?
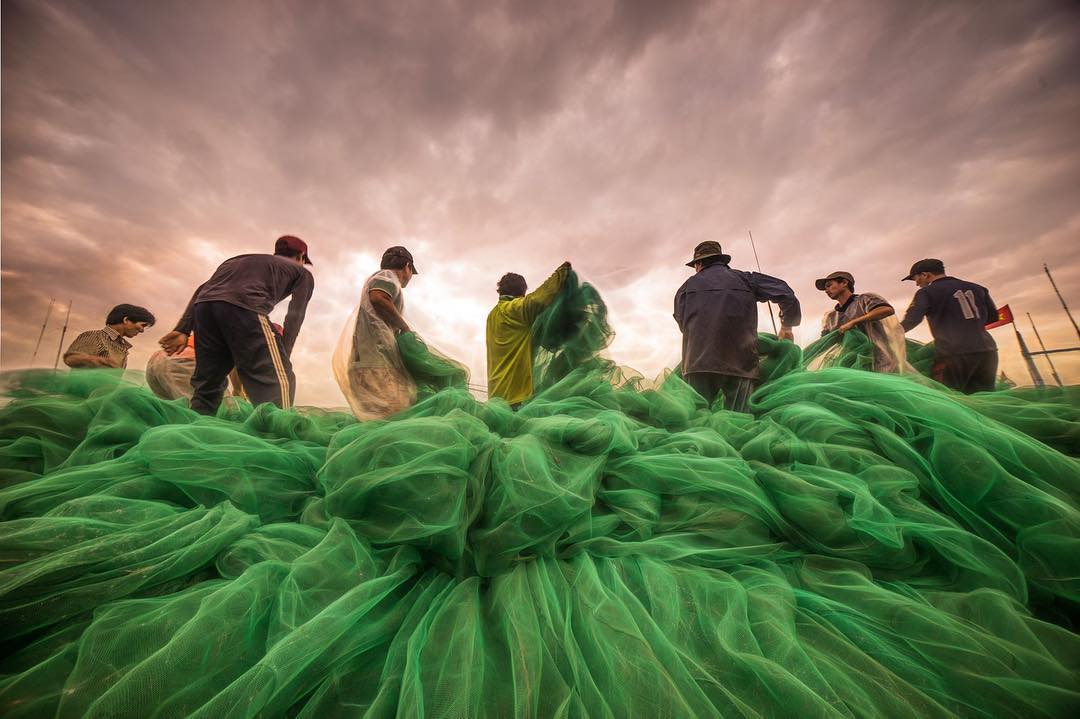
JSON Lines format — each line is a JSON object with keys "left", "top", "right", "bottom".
{"left": 0, "top": 272, "right": 1077, "bottom": 718}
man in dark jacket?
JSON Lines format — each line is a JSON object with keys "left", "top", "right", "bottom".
{"left": 158, "top": 235, "right": 315, "bottom": 414}
{"left": 899, "top": 258, "right": 999, "bottom": 393}
{"left": 674, "top": 241, "right": 800, "bottom": 412}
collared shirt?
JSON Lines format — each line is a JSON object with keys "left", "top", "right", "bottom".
{"left": 820, "top": 292, "right": 906, "bottom": 373}
{"left": 820, "top": 293, "right": 890, "bottom": 334}
{"left": 900, "top": 276, "right": 998, "bottom": 357}
{"left": 64, "top": 326, "right": 133, "bottom": 368}
{"left": 674, "top": 263, "right": 801, "bottom": 379}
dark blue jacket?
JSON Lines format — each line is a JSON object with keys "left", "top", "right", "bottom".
{"left": 674, "top": 264, "right": 801, "bottom": 378}
{"left": 900, "top": 276, "right": 998, "bottom": 357}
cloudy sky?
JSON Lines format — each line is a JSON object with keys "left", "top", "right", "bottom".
{"left": 3, "top": 0, "right": 1079, "bottom": 406}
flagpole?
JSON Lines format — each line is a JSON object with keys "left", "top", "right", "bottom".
{"left": 1026, "top": 312, "right": 1063, "bottom": 386}
{"left": 53, "top": 300, "right": 73, "bottom": 370}
{"left": 1044, "top": 263, "right": 1079, "bottom": 341}
{"left": 748, "top": 230, "right": 779, "bottom": 334}
{"left": 30, "top": 298, "right": 56, "bottom": 366}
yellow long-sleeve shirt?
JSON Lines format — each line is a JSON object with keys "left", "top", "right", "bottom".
{"left": 486, "top": 266, "right": 568, "bottom": 405}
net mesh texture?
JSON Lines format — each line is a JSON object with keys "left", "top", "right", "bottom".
{"left": 0, "top": 270, "right": 1077, "bottom": 718}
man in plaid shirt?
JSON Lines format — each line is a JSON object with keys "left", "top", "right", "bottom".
{"left": 63, "top": 304, "right": 156, "bottom": 369}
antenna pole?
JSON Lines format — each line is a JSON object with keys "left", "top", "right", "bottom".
{"left": 30, "top": 298, "right": 56, "bottom": 366}
{"left": 1044, "top": 263, "right": 1079, "bottom": 341}
{"left": 53, "top": 300, "right": 73, "bottom": 370}
{"left": 1027, "top": 312, "right": 1064, "bottom": 386}
{"left": 1014, "top": 326, "right": 1045, "bottom": 387}
{"left": 748, "top": 229, "right": 779, "bottom": 334}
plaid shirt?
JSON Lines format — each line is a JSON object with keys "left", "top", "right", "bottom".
{"left": 64, "top": 326, "right": 133, "bottom": 368}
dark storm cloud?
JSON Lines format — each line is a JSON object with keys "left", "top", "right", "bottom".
{"left": 3, "top": 0, "right": 1079, "bottom": 402}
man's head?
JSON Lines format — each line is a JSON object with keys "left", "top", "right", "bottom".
{"left": 815, "top": 271, "right": 855, "bottom": 301}
{"left": 497, "top": 272, "right": 527, "bottom": 298}
{"left": 902, "top": 258, "right": 945, "bottom": 288}
{"left": 381, "top": 246, "right": 418, "bottom": 287}
{"left": 106, "top": 304, "right": 155, "bottom": 338}
{"left": 275, "top": 235, "right": 313, "bottom": 265}
{"left": 686, "top": 241, "right": 731, "bottom": 273}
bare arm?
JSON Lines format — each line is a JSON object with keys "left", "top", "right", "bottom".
{"left": 838, "top": 304, "right": 895, "bottom": 334}
{"left": 370, "top": 289, "right": 410, "bottom": 334}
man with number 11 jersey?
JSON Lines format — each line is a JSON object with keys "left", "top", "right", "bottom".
{"left": 900, "top": 258, "right": 1000, "bottom": 393}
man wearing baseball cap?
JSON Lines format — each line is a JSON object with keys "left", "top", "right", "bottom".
{"left": 334, "top": 245, "right": 420, "bottom": 419}
{"left": 899, "top": 258, "right": 1000, "bottom": 393}
{"left": 159, "top": 234, "right": 315, "bottom": 414}
{"left": 815, "top": 270, "right": 906, "bottom": 372}
{"left": 674, "top": 241, "right": 800, "bottom": 412}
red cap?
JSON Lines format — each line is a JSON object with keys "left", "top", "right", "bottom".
{"left": 276, "top": 235, "right": 312, "bottom": 265}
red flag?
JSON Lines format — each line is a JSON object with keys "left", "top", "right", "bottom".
{"left": 985, "top": 304, "right": 1013, "bottom": 329}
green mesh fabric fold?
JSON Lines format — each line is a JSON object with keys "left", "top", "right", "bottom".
{"left": 397, "top": 331, "right": 470, "bottom": 400}
{"left": 0, "top": 273, "right": 1078, "bottom": 718}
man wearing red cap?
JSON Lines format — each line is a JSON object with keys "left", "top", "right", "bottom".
{"left": 159, "top": 235, "right": 315, "bottom": 414}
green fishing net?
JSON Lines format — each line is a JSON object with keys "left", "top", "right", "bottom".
{"left": 397, "top": 332, "right": 470, "bottom": 400}
{"left": 1, "top": 272, "right": 1078, "bottom": 718}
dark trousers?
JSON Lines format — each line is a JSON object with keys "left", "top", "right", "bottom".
{"left": 931, "top": 350, "right": 998, "bottom": 394}
{"left": 685, "top": 372, "right": 757, "bottom": 413}
{"left": 190, "top": 301, "right": 295, "bottom": 415}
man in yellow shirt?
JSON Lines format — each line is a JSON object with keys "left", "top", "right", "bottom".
{"left": 486, "top": 261, "right": 571, "bottom": 408}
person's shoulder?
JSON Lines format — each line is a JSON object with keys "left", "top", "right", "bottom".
{"left": 294, "top": 264, "right": 314, "bottom": 285}
{"left": 368, "top": 268, "right": 399, "bottom": 283}
{"left": 64, "top": 329, "right": 103, "bottom": 353}
{"left": 860, "top": 291, "right": 891, "bottom": 304}
{"left": 742, "top": 268, "right": 786, "bottom": 287}
{"left": 952, "top": 276, "right": 988, "bottom": 292}
{"left": 367, "top": 269, "right": 399, "bottom": 292}
{"left": 488, "top": 297, "right": 514, "bottom": 317}
{"left": 221, "top": 253, "right": 260, "bottom": 265}
{"left": 916, "top": 283, "right": 938, "bottom": 297}
{"left": 675, "top": 275, "right": 696, "bottom": 294}
{"left": 264, "top": 254, "right": 306, "bottom": 270}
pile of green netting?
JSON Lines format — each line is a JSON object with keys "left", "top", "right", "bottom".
{"left": 1, "top": 271, "right": 1078, "bottom": 718}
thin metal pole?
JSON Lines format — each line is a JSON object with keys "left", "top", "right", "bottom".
{"left": 30, "top": 298, "right": 56, "bottom": 366}
{"left": 1044, "top": 263, "right": 1079, "bottom": 341}
{"left": 1026, "top": 347, "right": 1080, "bottom": 356}
{"left": 1026, "top": 313, "right": 1063, "bottom": 386}
{"left": 1014, "top": 327, "right": 1044, "bottom": 387}
{"left": 748, "top": 230, "right": 779, "bottom": 334}
{"left": 53, "top": 300, "right": 73, "bottom": 370}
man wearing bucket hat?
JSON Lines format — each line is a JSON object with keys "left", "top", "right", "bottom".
{"left": 333, "top": 245, "right": 421, "bottom": 419}
{"left": 899, "top": 258, "right": 1000, "bottom": 393}
{"left": 816, "top": 270, "right": 907, "bottom": 373}
{"left": 159, "top": 234, "right": 315, "bottom": 414}
{"left": 674, "top": 241, "right": 800, "bottom": 412}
